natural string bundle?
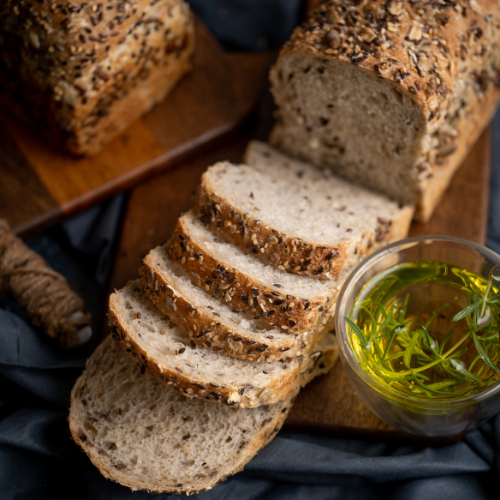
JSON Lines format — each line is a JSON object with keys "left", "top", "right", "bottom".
{"left": 0, "top": 219, "right": 92, "bottom": 349}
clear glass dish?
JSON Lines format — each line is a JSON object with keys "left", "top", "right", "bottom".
{"left": 335, "top": 236, "right": 500, "bottom": 437}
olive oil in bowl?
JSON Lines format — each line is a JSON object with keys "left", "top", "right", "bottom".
{"left": 347, "top": 261, "right": 500, "bottom": 401}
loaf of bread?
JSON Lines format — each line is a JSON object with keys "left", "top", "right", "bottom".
{"left": 0, "top": 0, "right": 194, "bottom": 155}
{"left": 270, "top": 0, "right": 500, "bottom": 221}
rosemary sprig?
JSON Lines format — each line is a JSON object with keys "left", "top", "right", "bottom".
{"left": 345, "top": 316, "right": 367, "bottom": 347}
{"left": 345, "top": 263, "right": 500, "bottom": 399}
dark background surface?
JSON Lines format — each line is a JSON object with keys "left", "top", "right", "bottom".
{"left": 1, "top": 1, "right": 499, "bottom": 499}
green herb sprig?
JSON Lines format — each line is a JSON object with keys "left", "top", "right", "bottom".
{"left": 346, "top": 263, "right": 500, "bottom": 399}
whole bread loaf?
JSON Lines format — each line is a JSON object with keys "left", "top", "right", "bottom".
{"left": 0, "top": 0, "right": 194, "bottom": 155}
{"left": 270, "top": 0, "right": 500, "bottom": 221}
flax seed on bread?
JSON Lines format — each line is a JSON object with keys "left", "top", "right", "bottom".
{"left": 165, "top": 211, "right": 347, "bottom": 333}
{"left": 194, "top": 141, "right": 413, "bottom": 279}
{"left": 140, "top": 255, "right": 328, "bottom": 361}
{"left": 0, "top": 0, "right": 195, "bottom": 155}
{"left": 109, "top": 281, "right": 336, "bottom": 408}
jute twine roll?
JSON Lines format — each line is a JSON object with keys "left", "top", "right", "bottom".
{"left": 0, "top": 219, "right": 92, "bottom": 349}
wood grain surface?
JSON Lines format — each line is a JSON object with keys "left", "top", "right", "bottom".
{"left": 0, "top": 20, "right": 260, "bottom": 237}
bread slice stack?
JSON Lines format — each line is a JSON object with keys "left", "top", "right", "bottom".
{"left": 69, "top": 141, "right": 414, "bottom": 494}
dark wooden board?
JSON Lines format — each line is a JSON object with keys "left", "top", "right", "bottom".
{"left": 0, "top": 20, "right": 263, "bottom": 237}
{"left": 105, "top": 52, "right": 492, "bottom": 443}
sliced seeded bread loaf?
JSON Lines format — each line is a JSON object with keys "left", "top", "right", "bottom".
{"left": 269, "top": 1, "right": 500, "bottom": 221}
{"left": 140, "top": 256, "right": 327, "bottom": 362}
{"left": 69, "top": 334, "right": 336, "bottom": 495}
{"left": 193, "top": 141, "right": 413, "bottom": 279}
{"left": 156, "top": 211, "right": 346, "bottom": 333}
{"left": 109, "top": 281, "right": 336, "bottom": 408}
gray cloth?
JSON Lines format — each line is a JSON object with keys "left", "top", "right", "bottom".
{"left": 0, "top": 3, "right": 499, "bottom": 499}
{"left": 187, "top": 0, "right": 302, "bottom": 51}
{"left": 488, "top": 111, "right": 500, "bottom": 255}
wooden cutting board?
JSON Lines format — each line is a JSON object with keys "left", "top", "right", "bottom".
{"left": 106, "top": 65, "right": 492, "bottom": 442}
{"left": 0, "top": 20, "right": 267, "bottom": 237}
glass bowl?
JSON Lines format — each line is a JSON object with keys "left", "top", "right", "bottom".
{"left": 335, "top": 236, "right": 500, "bottom": 437}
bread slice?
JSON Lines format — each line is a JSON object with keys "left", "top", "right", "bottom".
{"left": 161, "top": 211, "right": 346, "bottom": 333}
{"left": 193, "top": 141, "right": 413, "bottom": 279}
{"left": 109, "top": 281, "right": 335, "bottom": 408}
{"left": 140, "top": 255, "right": 327, "bottom": 361}
{"left": 69, "top": 334, "right": 337, "bottom": 495}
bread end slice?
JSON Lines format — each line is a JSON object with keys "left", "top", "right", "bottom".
{"left": 69, "top": 334, "right": 338, "bottom": 495}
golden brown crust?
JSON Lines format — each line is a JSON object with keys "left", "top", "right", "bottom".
{"left": 193, "top": 176, "right": 350, "bottom": 279}
{"left": 108, "top": 293, "right": 303, "bottom": 408}
{"left": 68, "top": 336, "right": 294, "bottom": 495}
{"left": 67, "top": 52, "right": 191, "bottom": 154}
{"left": 277, "top": 0, "right": 500, "bottom": 134}
{"left": 415, "top": 81, "right": 500, "bottom": 221}
{"left": 1, "top": 0, "right": 173, "bottom": 77}
{"left": 0, "top": 0, "right": 194, "bottom": 154}
{"left": 382, "top": 202, "right": 414, "bottom": 243}
{"left": 167, "top": 217, "right": 334, "bottom": 334}
{"left": 139, "top": 261, "right": 317, "bottom": 361}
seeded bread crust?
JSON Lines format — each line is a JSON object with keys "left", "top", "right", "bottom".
{"left": 193, "top": 144, "right": 413, "bottom": 279}
{"left": 270, "top": 0, "right": 500, "bottom": 221}
{"left": 0, "top": 0, "right": 194, "bottom": 154}
{"left": 108, "top": 287, "right": 336, "bottom": 408}
{"left": 408, "top": 80, "right": 500, "bottom": 220}
{"left": 194, "top": 166, "right": 349, "bottom": 279}
{"left": 167, "top": 215, "right": 341, "bottom": 334}
{"left": 68, "top": 336, "right": 297, "bottom": 495}
{"left": 140, "top": 260, "right": 328, "bottom": 362}
{"left": 244, "top": 142, "right": 414, "bottom": 257}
